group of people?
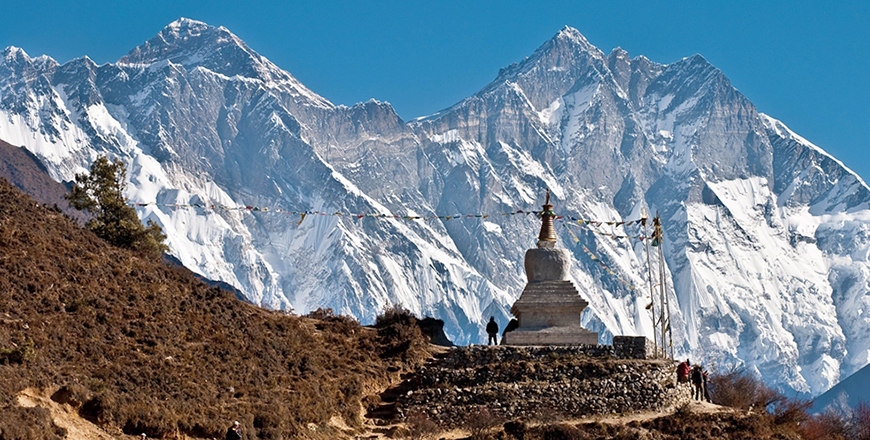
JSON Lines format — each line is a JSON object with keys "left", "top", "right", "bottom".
{"left": 677, "top": 359, "right": 711, "bottom": 402}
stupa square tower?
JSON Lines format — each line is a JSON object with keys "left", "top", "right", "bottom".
{"left": 502, "top": 190, "right": 599, "bottom": 346}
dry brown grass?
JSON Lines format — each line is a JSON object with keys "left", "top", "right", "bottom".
{"left": 0, "top": 177, "right": 432, "bottom": 440}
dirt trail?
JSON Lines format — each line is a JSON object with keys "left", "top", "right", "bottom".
{"left": 571, "top": 399, "right": 731, "bottom": 425}
{"left": 16, "top": 388, "right": 117, "bottom": 440}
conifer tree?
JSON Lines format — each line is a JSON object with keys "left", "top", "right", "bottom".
{"left": 67, "top": 156, "right": 168, "bottom": 259}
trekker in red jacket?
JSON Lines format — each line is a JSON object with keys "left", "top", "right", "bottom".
{"left": 677, "top": 359, "right": 691, "bottom": 383}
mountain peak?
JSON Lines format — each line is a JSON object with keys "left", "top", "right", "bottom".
{"left": 685, "top": 53, "right": 709, "bottom": 65}
{"left": 2, "top": 46, "right": 30, "bottom": 64}
{"left": 668, "top": 53, "right": 727, "bottom": 86}
{"left": 493, "top": 26, "right": 604, "bottom": 81}
{"left": 1, "top": 46, "right": 36, "bottom": 78}
{"left": 164, "top": 17, "right": 210, "bottom": 35}
{"left": 548, "top": 26, "right": 600, "bottom": 56}
{"left": 120, "top": 18, "right": 240, "bottom": 66}
{"left": 156, "top": 17, "right": 236, "bottom": 48}
{"left": 555, "top": 26, "right": 590, "bottom": 45}
{"left": 119, "top": 18, "right": 332, "bottom": 109}
{"left": 3, "top": 46, "right": 27, "bottom": 57}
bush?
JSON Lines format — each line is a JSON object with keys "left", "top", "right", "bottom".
{"left": 375, "top": 304, "right": 416, "bottom": 328}
{"left": 0, "top": 407, "right": 67, "bottom": 440}
{"left": 529, "top": 423, "right": 583, "bottom": 440}
{"left": 800, "top": 409, "right": 850, "bottom": 440}
{"left": 0, "top": 339, "right": 34, "bottom": 364}
{"left": 375, "top": 304, "right": 427, "bottom": 362}
{"left": 800, "top": 402, "right": 870, "bottom": 440}
{"left": 708, "top": 367, "right": 819, "bottom": 434}
{"left": 405, "top": 411, "right": 439, "bottom": 440}
{"left": 856, "top": 403, "right": 870, "bottom": 440}
{"left": 772, "top": 396, "right": 812, "bottom": 426}
{"left": 708, "top": 368, "right": 783, "bottom": 411}
{"left": 503, "top": 420, "right": 527, "bottom": 440}
{"left": 464, "top": 406, "right": 502, "bottom": 440}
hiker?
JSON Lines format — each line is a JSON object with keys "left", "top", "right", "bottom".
{"left": 486, "top": 317, "right": 499, "bottom": 345}
{"left": 226, "top": 421, "right": 242, "bottom": 440}
{"left": 703, "top": 368, "right": 711, "bottom": 402}
{"left": 692, "top": 365, "right": 704, "bottom": 400}
{"left": 677, "top": 359, "right": 691, "bottom": 383}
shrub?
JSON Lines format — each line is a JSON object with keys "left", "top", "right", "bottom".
{"left": 405, "top": 411, "right": 439, "bottom": 440}
{"left": 503, "top": 420, "right": 527, "bottom": 440}
{"left": 529, "top": 423, "right": 583, "bottom": 440}
{"left": 855, "top": 403, "right": 870, "bottom": 440}
{"left": 772, "top": 396, "right": 812, "bottom": 426}
{"left": 801, "top": 402, "right": 870, "bottom": 440}
{"left": 375, "top": 304, "right": 427, "bottom": 362}
{"left": 464, "top": 406, "right": 502, "bottom": 440}
{"left": 708, "top": 368, "right": 783, "bottom": 411}
{"left": 375, "top": 304, "right": 416, "bottom": 328}
{"left": 0, "top": 339, "right": 34, "bottom": 364}
{"left": 800, "top": 409, "right": 850, "bottom": 440}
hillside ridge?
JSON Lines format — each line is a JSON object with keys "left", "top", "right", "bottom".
{"left": 0, "top": 176, "right": 433, "bottom": 439}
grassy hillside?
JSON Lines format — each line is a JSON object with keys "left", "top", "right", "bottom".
{"left": 0, "top": 176, "right": 432, "bottom": 440}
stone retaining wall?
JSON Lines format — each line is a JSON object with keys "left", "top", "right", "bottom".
{"left": 395, "top": 345, "right": 692, "bottom": 426}
{"left": 612, "top": 336, "right": 657, "bottom": 359}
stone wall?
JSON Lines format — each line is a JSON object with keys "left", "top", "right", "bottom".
{"left": 612, "top": 336, "right": 657, "bottom": 359}
{"left": 395, "top": 345, "right": 692, "bottom": 426}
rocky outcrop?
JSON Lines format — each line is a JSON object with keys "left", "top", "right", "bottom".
{"left": 416, "top": 317, "right": 454, "bottom": 347}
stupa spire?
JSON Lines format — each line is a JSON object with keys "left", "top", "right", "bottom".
{"left": 537, "top": 189, "right": 557, "bottom": 248}
{"left": 503, "top": 188, "right": 598, "bottom": 346}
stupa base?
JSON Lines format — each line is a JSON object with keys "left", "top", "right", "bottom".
{"left": 501, "top": 326, "right": 599, "bottom": 346}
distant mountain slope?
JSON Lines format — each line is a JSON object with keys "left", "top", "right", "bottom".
{"left": 812, "top": 362, "right": 870, "bottom": 413}
{"left": 0, "top": 176, "right": 430, "bottom": 439}
{"left": 3, "top": 19, "right": 870, "bottom": 396}
{"left": 0, "top": 138, "right": 86, "bottom": 222}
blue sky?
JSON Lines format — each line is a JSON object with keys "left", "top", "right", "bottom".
{"left": 2, "top": 1, "right": 869, "bottom": 179}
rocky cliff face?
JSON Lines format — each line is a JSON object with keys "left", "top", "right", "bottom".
{"left": 2, "top": 19, "right": 869, "bottom": 395}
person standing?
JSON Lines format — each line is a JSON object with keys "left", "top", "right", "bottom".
{"left": 226, "top": 421, "right": 242, "bottom": 440}
{"left": 677, "top": 359, "right": 691, "bottom": 383}
{"left": 691, "top": 365, "right": 704, "bottom": 401}
{"left": 702, "top": 368, "right": 711, "bottom": 402}
{"left": 486, "top": 317, "right": 499, "bottom": 345}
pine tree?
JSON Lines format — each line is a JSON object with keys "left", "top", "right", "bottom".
{"left": 67, "top": 156, "right": 168, "bottom": 259}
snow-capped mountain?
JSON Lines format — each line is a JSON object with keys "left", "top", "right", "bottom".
{"left": 2, "top": 19, "right": 869, "bottom": 396}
